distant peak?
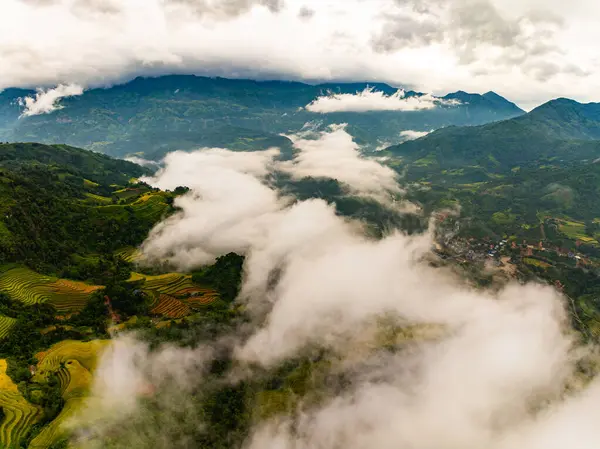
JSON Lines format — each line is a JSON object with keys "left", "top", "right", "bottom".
{"left": 483, "top": 91, "right": 502, "bottom": 99}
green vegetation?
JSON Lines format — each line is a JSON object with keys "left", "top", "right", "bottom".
{"left": 0, "top": 267, "right": 102, "bottom": 311}
{"left": 0, "top": 143, "right": 179, "bottom": 279}
{"left": 1, "top": 75, "right": 523, "bottom": 159}
{"left": 523, "top": 257, "right": 552, "bottom": 268}
{"left": 0, "top": 316, "right": 17, "bottom": 340}
{"left": 1, "top": 92, "right": 600, "bottom": 449}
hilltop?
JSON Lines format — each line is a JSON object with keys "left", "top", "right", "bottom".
{"left": 0, "top": 75, "right": 523, "bottom": 159}
{"left": 387, "top": 97, "right": 600, "bottom": 171}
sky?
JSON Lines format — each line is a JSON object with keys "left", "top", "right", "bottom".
{"left": 1, "top": 0, "right": 599, "bottom": 110}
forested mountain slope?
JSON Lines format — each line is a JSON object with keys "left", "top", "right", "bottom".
{"left": 0, "top": 75, "right": 523, "bottom": 159}
{"left": 0, "top": 142, "right": 247, "bottom": 448}
{"left": 0, "top": 143, "right": 162, "bottom": 277}
{"left": 387, "top": 98, "right": 600, "bottom": 171}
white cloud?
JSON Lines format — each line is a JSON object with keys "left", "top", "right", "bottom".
{"left": 139, "top": 125, "right": 407, "bottom": 269}
{"left": 280, "top": 124, "right": 401, "bottom": 198}
{"left": 2, "top": 0, "right": 600, "bottom": 108}
{"left": 124, "top": 156, "right": 161, "bottom": 168}
{"left": 399, "top": 129, "right": 431, "bottom": 141}
{"left": 305, "top": 88, "right": 460, "bottom": 113}
{"left": 19, "top": 83, "right": 83, "bottom": 117}
{"left": 138, "top": 147, "right": 288, "bottom": 269}
{"left": 66, "top": 335, "right": 214, "bottom": 447}
{"left": 77, "top": 134, "right": 600, "bottom": 449}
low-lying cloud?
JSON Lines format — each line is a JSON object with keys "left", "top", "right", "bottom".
{"left": 399, "top": 129, "right": 431, "bottom": 141}
{"left": 68, "top": 335, "right": 214, "bottom": 448}
{"left": 19, "top": 83, "right": 83, "bottom": 117}
{"left": 305, "top": 88, "right": 460, "bottom": 113}
{"left": 139, "top": 125, "right": 405, "bottom": 269}
{"left": 139, "top": 147, "right": 286, "bottom": 269}
{"left": 281, "top": 124, "right": 401, "bottom": 199}
{"left": 70, "top": 131, "right": 600, "bottom": 449}
{"left": 124, "top": 156, "right": 161, "bottom": 168}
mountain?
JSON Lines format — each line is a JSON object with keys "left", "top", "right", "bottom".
{"left": 0, "top": 75, "right": 524, "bottom": 159}
{"left": 0, "top": 142, "right": 148, "bottom": 184}
{"left": 0, "top": 143, "right": 161, "bottom": 273}
{"left": 384, "top": 96, "right": 600, "bottom": 267}
{"left": 442, "top": 90, "right": 523, "bottom": 116}
{"left": 0, "top": 142, "right": 251, "bottom": 448}
{"left": 387, "top": 98, "right": 600, "bottom": 171}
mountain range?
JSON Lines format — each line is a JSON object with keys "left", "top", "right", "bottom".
{"left": 388, "top": 97, "right": 600, "bottom": 172}
{"left": 0, "top": 75, "right": 523, "bottom": 159}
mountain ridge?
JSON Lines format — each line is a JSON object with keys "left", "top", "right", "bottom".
{"left": 387, "top": 96, "right": 600, "bottom": 170}
{"left": 0, "top": 74, "right": 525, "bottom": 159}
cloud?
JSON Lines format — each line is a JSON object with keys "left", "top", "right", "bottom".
{"left": 72, "top": 131, "right": 600, "bottom": 449}
{"left": 19, "top": 83, "right": 83, "bottom": 117}
{"left": 399, "top": 129, "right": 431, "bottom": 141}
{"left": 66, "top": 335, "right": 215, "bottom": 448}
{"left": 164, "top": 0, "right": 284, "bottom": 19}
{"left": 245, "top": 282, "right": 579, "bottom": 448}
{"left": 124, "top": 156, "right": 161, "bottom": 168}
{"left": 2, "top": 0, "right": 600, "bottom": 109}
{"left": 20, "top": 0, "right": 121, "bottom": 17}
{"left": 280, "top": 124, "right": 402, "bottom": 199}
{"left": 372, "top": 0, "right": 580, "bottom": 83}
{"left": 305, "top": 88, "right": 460, "bottom": 113}
{"left": 297, "top": 5, "right": 314, "bottom": 19}
{"left": 138, "top": 147, "right": 287, "bottom": 269}
{"left": 139, "top": 125, "right": 407, "bottom": 269}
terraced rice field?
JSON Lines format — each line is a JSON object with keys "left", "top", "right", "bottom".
{"left": 28, "top": 341, "right": 110, "bottom": 448}
{"left": 131, "top": 193, "right": 169, "bottom": 221}
{"left": 83, "top": 193, "right": 112, "bottom": 204}
{"left": 0, "top": 267, "right": 102, "bottom": 311}
{"left": 0, "top": 360, "right": 17, "bottom": 392}
{"left": 34, "top": 340, "right": 110, "bottom": 383}
{"left": 83, "top": 179, "right": 99, "bottom": 188}
{"left": 97, "top": 192, "right": 169, "bottom": 222}
{"left": 60, "top": 359, "right": 93, "bottom": 399}
{"left": 113, "top": 187, "right": 144, "bottom": 199}
{"left": 129, "top": 272, "right": 220, "bottom": 314}
{"left": 116, "top": 247, "right": 142, "bottom": 263}
{"left": 185, "top": 291, "right": 221, "bottom": 309}
{"left": 559, "top": 220, "right": 598, "bottom": 244}
{"left": 28, "top": 398, "right": 85, "bottom": 449}
{"left": 523, "top": 257, "right": 552, "bottom": 268}
{"left": 151, "top": 294, "right": 191, "bottom": 318}
{"left": 142, "top": 273, "right": 196, "bottom": 294}
{"left": 0, "top": 360, "right": 41, "bottom": 448}
{"left": 0, "top": 391, "right": 41, "bottom": 448}
{"left": 0, "top": 315, "right": 16, "bottom": 340}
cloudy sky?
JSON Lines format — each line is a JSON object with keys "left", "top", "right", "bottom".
{"left": 1, "top": 0, "right": 599, "bottom": 109}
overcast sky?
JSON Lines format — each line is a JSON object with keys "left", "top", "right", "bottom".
{"left": 1, "top": 0, "right": 599, "bottom": 109}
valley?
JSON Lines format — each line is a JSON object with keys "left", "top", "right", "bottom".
{"left": 0, "top": 78, "right": 599, "bottom": 449}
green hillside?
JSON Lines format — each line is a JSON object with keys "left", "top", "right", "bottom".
{"left": 1, "top": 104, "right": 600, "bottom": 448}
{"left": 0, "top": 143, "right": 251, "bottom": 448}
{"left": 387, "top": 98, "right": 600, "bottom": 172}
{"left": 0, "top": 143, "right": 175, "bottom": 277}
{"left": 0, "top": 75, "right": 523, "bottom": 159}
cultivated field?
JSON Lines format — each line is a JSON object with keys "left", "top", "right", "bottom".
{"left": 151, "top": 294, "right": 191, "bottom": 318}
{"left": 28, "top": 398, "right": 85, "bottom": 449}
{"left": 129, "top": 272, "right": 221, "bottom": 317}
{"left": 0, "top": 359, "right": 41, "bottom": 448}
{"left": 0, "top": 267, "right": 102, "bottom": 311}
{"left": 28, "top": 340, "right": 111, "bottom": 448}
{"left": 34, "top": 340, "right": 110, "bottom": 381}
{"left": 0, "top": 315, "right": 17, "bottom": 340}
{"left": 116, "top": 246, "right": 142, "bottom": 263}
{"left": 96, "top": 191, "right": 169, "bottom": 222}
